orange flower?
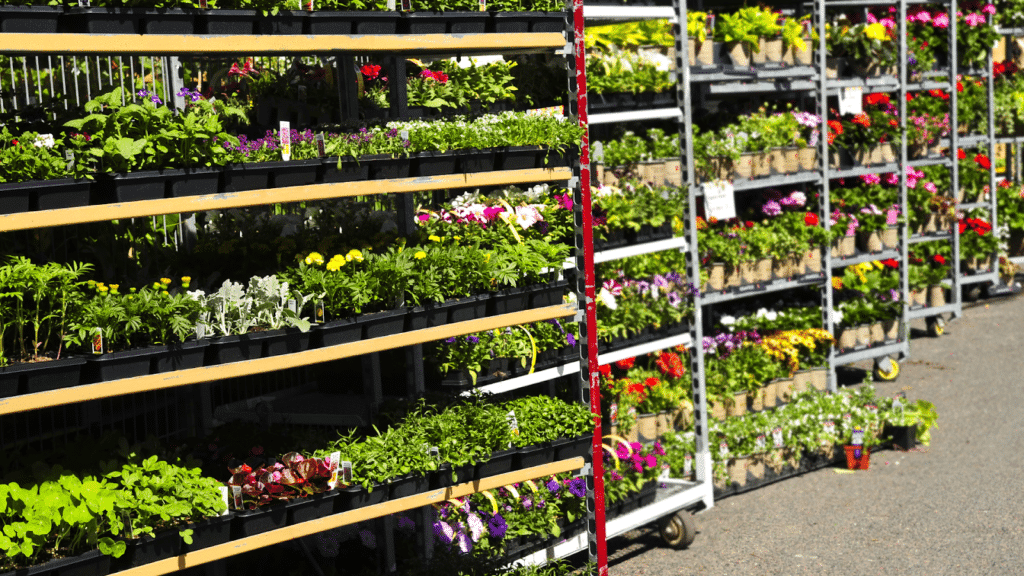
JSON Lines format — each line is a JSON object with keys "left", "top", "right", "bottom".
{"left": 851, "top": 113, "right": 871, "bottom": 128}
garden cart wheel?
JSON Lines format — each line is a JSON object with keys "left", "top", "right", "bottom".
{"left": 658, "top": 511, "right": 697, "bottom": 549}
{"left": 873, "top": 357, "right": 900, "bottom": 382}
{"left": 964, "top": 285, "right": 982, "bottom": 302}
{"left": 926, "top": 317, "right": 945, "bottom": 337}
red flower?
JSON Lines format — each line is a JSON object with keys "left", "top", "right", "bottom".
{"left": 360, "top": 64, "right": 381, "bottom": 80}
{"left": 644, "top": 377, "right": 660, "bottom": 388}
{"left": 10, "top": 139, "right": 17, "bottom": 146}
{"left": 614, "top": 357, "right": 636, "bottom": 370}
{"left": 597, "top": 365, "right": 612, "bottom": 377}
{"left": 958, "top": 148, "right": 966, "bottom": 160}
{"left": 975, "top": 153, "right": 992, "bottom": 169}
{"left": 745, "top": 220, "right": 755, "bottom": 228}
{"left": 851, "top": 113, "right": 871, "bottom": 128}
{"left": 881, "top": 258, "right": 899, "bottom": 269}
{"left": 827, "top": 120, "right": 843, "bottom": 135}
{"left": 865, "top": 93, "right": 890, "bottom": 106}
{"left": 933, "top": 255, "right": 946, "bottom": 265}
{"left": 906, "top": 92, "right": 914, "bottom": 102}
{"left": 655, "top": 352, "right": 685, "bottom": 379}
{"left": 888, "top": 119, "right": 898, "bottom": 127}
{"left": 956, "top": 81, "right": 964, "bottom": 92}
{"left": 804, "top": 212, "right": 819, "bottom": 226}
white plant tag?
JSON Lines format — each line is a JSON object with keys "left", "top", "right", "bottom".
{"left": 684, "top": 454, "right": 692, "bottom": 475}
{"left": 772, "top": 427, "right": 783, "bottom": 447}
{"left": 852, "top": 428, "right": 864, "bottom": 446}
{"left": 279, "top": 121, "right": 291, "bottom": 162}
{"left": 479, "top": 0, "right": 485, "bottom": 10}
{"left": 327, "top": 452, "right": 341, "bottom": 488}
{"left": 399, "top": 129, "right": 409, "bottom": 141}
{"left": 755, "top": 434, "right": 766, "bottom": 451}
{"left": 387, "top": 0, "right": 395, "bottom": 9}
{"left": 64, "top": 150, "right": 75, "bottom": 172}
{"left": 199, "top": 0, "right": 208, "bottom": 7}
{"left": 719, "top": 442, "right": 729, "bottom": 458}
{"left": 429, "top": 446, "right": 439, "bottom": 460}
{"left": 91, "top": 328, "right": 103, "bottom": 355}
{"left": 609, "top": 402, "right": 618, "bottom": 425}
{"left": 287, "top": 299, "right": 297, "bottom": 314}
{"left": 219, "top": 486, "right": 230, "bottom": 515}
{"left": 315, "top": 134, "right": 326, "bottom": 158}
{"left": 342, "top": 461, "right": 353, "bottom": 483}
{"left": 839, "top": 87, "right": 863, "bottom": 115}
{"left": 658, "top": 467, "right": 670, "bottom": 480}
{"left": 824, "top": 420, "right": 835, "bottom": 435}
{"left": 196, "top": 323, "right": 206, "bottom": 341}
{"left": 506, "top": 410, "right": 520, "bottom": 437}
{"left": 231, "top": 485, "right": 243, "bottom": 510}
{"left": 843, "top": 413, "right": 852, "bottom": 426}
{"left": 704, "top": 180, "right": 736, "bottom": 220}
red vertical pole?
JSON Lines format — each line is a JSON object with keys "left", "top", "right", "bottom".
{"left": 569, "top": 0, "right": 607, "bottom": 572}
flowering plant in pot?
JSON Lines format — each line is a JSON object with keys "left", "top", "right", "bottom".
{"left": 837, "top": 20, "right": 897, "bottom": 75}
{"left": 602, "top": 440, "right": 665, "bottom": 508}
{"left": 880, "top": 396, "right": 939, "bottom": 447}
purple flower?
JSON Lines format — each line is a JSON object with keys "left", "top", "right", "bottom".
{"left": 667, "top": 291, "right": 682, "bottom": 308}
{"left": 568, "top": 477, "right": 587, "bottom": 498}
{"left": 467, "top": 335, "right": 479, "bottom": 344}
{"left": 456, "top": 531, "right": 473, "bottom": 554}
{"left": 566, "top": 332, "right": 577, "bottom": 347}
{"left": 522, "top": 496, "right": 532, "bottom": 510}
{"left": 610, "top": 470, "right": 623, "bottom": 481}
{"left": 445, "top": 337, "right": 456, "bottom": 343}
{"left": 488, "top": 513, "right": 507, "bottom": 539}
{"left": 762, "top": 200, "right": 782, "bottom": 216}
{"left": 546, "top": 479, "right": 560, "bottom": 493}
{"left": 653, "top": 442, "right": 666, "bottom": 456}
{"left": 397, "top": 516, "right": 416, "bottom": 530}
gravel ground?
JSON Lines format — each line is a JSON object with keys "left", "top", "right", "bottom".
{"left": 603, "top": 290, "right": 1024, "bottom": 576}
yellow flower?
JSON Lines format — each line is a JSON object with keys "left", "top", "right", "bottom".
{"left": 163, "top": 291, "right": 170, "bottom": 296}
{"left": 98, "top": 285, "right": 109, "bottom": 292}
{"left": 181, "top": 276, "right": 191, "bottom": 283}
{"left": 832, "top": 277, "right": 843, "bottom": 290}
{"left": 326, "top": 257, "right": 344, "bottom": 272}
{"left": 305, "top": 252, "right": 325, "bottom": 266}
{"left": 160, "top": 277, "right": 172, "bottom": 285}
{"left": 414, "top": 251, "right": 427, "bottom": 260}
{"left": 484, "top": 253, "right": 492, "bottom": 263}
{"left": 346, "top": 249, "right": 364, "bottom": 263}
{"left": 429, "top": 235, "right": 441, "bottom": 243}
{"left": 863, "top": 23, "right": 888, "bottom": 41}
{"left": 129, "top": 287, "right": 137, "bottom": 293}
{"left": 454, "top": 236, "right": 461, "bottom": 241}
{"left": 109, "top": 284, "right": 120, "bottom": 294}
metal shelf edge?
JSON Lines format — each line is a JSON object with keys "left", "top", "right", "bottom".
{"left": 605, "top": 480, "right": 710, "bottom": 538}
{"left": 466, "top": 361, "right": 582, "bottom": 396}
{"left": 598, "top": 332, "right": 692, "bottom": 365}
{"left": 593, "top": 236, "right": 689, "bottom": 264}
{"left": 833, "top": 340, "right": 908, "bottom": 365}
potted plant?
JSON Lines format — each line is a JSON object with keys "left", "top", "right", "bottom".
{"left": 0, "top": 128, "right": 91, "bottom": 214}
{"left": 882, "top": 397, "right": 938, "bottom": 449}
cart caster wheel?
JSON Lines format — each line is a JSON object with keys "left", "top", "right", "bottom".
{"left": 658, "top": 512, "right": 696, "bottom": 549}
{"left": 964, "top": 286, "right": 982, "bottom": 302}
{"left": 873, "top": 358, "right": 900, "bottom": 382}
{"left": 927, "top": 317, "right": 945, "bottom": 337}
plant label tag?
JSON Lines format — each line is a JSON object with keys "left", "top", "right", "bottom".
{"left": 400, "top": 0, "right": 410, "bottom": 10}
{"left": 609, "top": 402, "right": 618, "bottom": 425}
{"left": 279, "top": 121, "right": 291, "bottom": 162}
{"left": 772, "top": 427, "right": 783, "bottom": 447}
{"left": 867, "top": 404, "right": 877, "bottom": 413}
{"left": 287, "top": 299, "right": 297, "bottom": 313}
{"left": 703, "top": 181, "right": 736, "bottom": 221}
{"left": 199, "top": 0, "right": 208, "bottom": 7}
{"left": 304, "top": 0, "right": 313, "bottom": 11}
{"left": 91, "top": 328, "right": 103, "bottom": 355}
{"left": 315, "top": 299, "right": 325, "bottom": 322}
{"left": 707, "top": 14, "right": 715, "bottom": 33}
{"left": 506, "top": 410, "right": 520, "bottom": 437}
{"left": 429, "top": 446, "right": 439, "bottom": 460}
{"left": 719, "top": 442, "right": 729, "bottom": 458}
{"left": 297, "top": 84, "right": 307, "bottom": 102}
{"left": 658, "top": 467, "right": 670, "bottom": 480}
{"left": 196, "top": 323, "right": 206, "bottom": 340}
{"left": 64, "top": 150, "right": 75, "bottom": 172}
{"left": 824, "top": 421, "right": 835, "bottom": 435}
{"left": 326, "top": 452, "right": 341, "bottom": 488}
{"left": 231, "top": 485, "right": 243, "bottom": 510}
{"left": 852, "top": 428, "right": 864, "bottom": 446}
{"left": 892, "top": 397, "right": 903, "bottom": 411}
{"left": 342, "top": 460, "right": 353, "bottom": 484}
{"left": 386, "top": 0, "right": 395, "bottom": 9}
{"left": 684, "top": 454, "right": 692, "bottom": 475}
{"left": 843, "top": 413, "right": 852, "bottom": 425}
{"left": 78, "top": 0, "right": 89, "bottom": 6}
{"left": 121, "top": 511, "right": 134, "bottom": 539}
{"left": 400, "top": 129, "right": 409, "bottom": 141}
{"left": 755, "top": 434, "right": 766, "bottom": 450}
{"left": 315, "top": 134, "right": 326, "bottom": 158}
{"left": 627, "top": 406, "right": 637, "bottom": 417}
{"left": 802, "top": 20, "right": 811, "bottom": 36}
{"left": 478, "top": 0, "right": 485, "bottom": 10}
{"left": 219, "top": 486, "right": 230, "bottom": 515}
{"left": 839, "top": 87, "right": 863, "bottom": 115}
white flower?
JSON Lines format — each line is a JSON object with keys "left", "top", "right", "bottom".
{"left": 33, "top": 133, "right": 55, "bottom": 149}
{"left": 466, "top": 513, "right": 484, "bottom": 542}
{"left": 597, "top": 287, "right": 618, "bottom": 310}
{"left": 720, "top": 315, "right": 736, "bottom": 326}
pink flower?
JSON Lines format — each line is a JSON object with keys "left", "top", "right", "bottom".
{"left": 886, "top": 207, "right": 900, "bottom": 225}
{"left": 924, "top": 182, "right": 938, "bottom": 194}
{"left": 866, "top": 13, "right": 877, "bottom": 23}
{"left": 885, "top": 173, "right": 899, "bottom": 185}
{"left": 557, "top": 192, "right": 573, "bottom": 210}
{"left": 965, "top": 12, "right": 986, "bottom": 26}
{"left": 417, "top": 214, "right": 431, "bottom": 222}
{"left": 880, "top": 18, "right": 895, "bottom": 29}
{"left": 983, "top": 3, "right": 996, "bottom": 15}
{"left": 933, "top": 12, "right": 949, "bottom": 27}
{"left": 861, "top": 173, "right": 881, "bottom": 185}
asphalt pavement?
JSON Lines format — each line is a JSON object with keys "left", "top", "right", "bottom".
{"left": 604, "top": 289, "right": 1024, "bottom": 576}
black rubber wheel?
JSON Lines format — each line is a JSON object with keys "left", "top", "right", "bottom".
{"left": 964, "top": 285, "right": 982, "bottom": 302}
{"left": 658, "top": 511, "right": 697, "bottom": 549}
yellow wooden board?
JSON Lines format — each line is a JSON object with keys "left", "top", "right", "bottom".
{"left": 0, "top": 303, "right": 577, "bottom": 416}
{"left": 0, "top": 167, "right": 573, "bottom": 233}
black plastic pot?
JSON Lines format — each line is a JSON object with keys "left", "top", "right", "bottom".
{"left": 474, "top": 448, "right": 515, "bottom": 478}
{"left": 447, "top": 294, "right": 488, "bottom": 323}
{"left": 199, "top": 9, "right": 256, "bottom": 34}
{"left": 0, "top": 5, "right": 61, "bottom": 33}
{"left": 205, "top": 332, "right": 272, "bottom": 365}
{"left": 491, "top": 11, "right": 563, "bottom": 33}
{"left": 431, "top": 463, "right": 475, "bottom": 489}
{"left": 142, "top": 8, "right": 197, "bottom": 34}
{"left": 181, "top": 514, "right": 233, "bottom": 553}
{"left": 121, "top": 529, "right": 181, "bottom": 568}
{"left": 262, "top": 327, "right": 312, "bottom": 357}
{"left": 457, "top": 148, "right": 496, "bottom": 173}
{"left": 529, "top": 279, "right": 568, "bottom": 308}
{"left": 542, "top": 146, "right": 578, "bottom": 168}
{"left": 321, "top": 156, "right": 369, "bottom": 183}
{"left": 489, "top": 286, "right": 530, "bottom": 315}
{"left": 83, "top": 346, "right": 166, "bottom": 383}
{"left": 257, "top": 10, "right": 306, "bottom": 34}
{"left": 349, "top": 11, "right": 399, "bottom": 33}
{"left": 0, "top": 180, "right": 35, "bottom": 214}
{"left": 306, "top": 11, "right": 353, "bottom": 33}
{"left": 0, "top": 363, "right": 24, "bottom": 398}
{"left": 335, "top": 483, "right": 388, "bottom": 513}
{"left": 883, "top": 423, "right": 917, "bottom": 450}
{"left": 4, "top": 549, "right": 112, "bottom": 576}
{"left": 66, "top": 7, "right": 143, "bottom": 33}
{"left": 286, "top": 492, "right": 338, "bottom": 524}
{"left": 406, "top": 302, "right": 447, "bottom": 330}
{"left": 553, "top": 434, "right": 593, "bottom": 461}
{"left": 31, "top": 178, "right": 92, "bottom": 211}
{"left": 440, "top": 370, "right": 473, "bottom": 388}
{"left": 497, "top": 146, "right": 543, "bottom": 170}
{"left": 362, "top": 308, "right": 406, "bottom": 339}
{"left": 232, "top": 506, "right": 288, "bottom": 538}
{"left": 104, "top": 171, "right": 168, "bottom": 202}
{"left": 165, "top": 167, "right": 221, "bottom": 198}
{"left": 222, "top": 162, "right": 276, "bottom": 192}
{"left": 363, "top": 154, "right": 411, "bottom": 180}
{"left": 530, "top": 11, "right": 564, "bottom": 32}
{"left": 17, "top": 356, "right": 86, "bottom": 394}
{"left": 514, "top": 443, "right": 556, "bottom": 469}
{"left": 152, "top": 340, "right": 209, "bottom": 373}
{"left": 400, "top": 11, "right": 446, "bottom": 33}
{"left": 388, "top": 474, "right": 430, "bottom": 499}
{"left": 414, "top": 151, "right": 458, "bottom": 177}
{"left": 313, "top": 316, "right": 363, "bottom": 348}
{"left": 271, "top": 159, "right": 321, "bottom": 188}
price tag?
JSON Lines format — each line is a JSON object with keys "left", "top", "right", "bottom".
{"left": 342, "top": 461, "right": 353, "bottom": 483}
{"left": 772, "top": 427, "right": 784, "bottom": 447}
{"left": 315, "top": 134, "right": 326, "bottom": 158}
{"left": 279, "top": 121, "right": 291, "bottom": 162}
{"left": 755, "top": 434, "right": 766, "bottom": 451}
{"left": 231, "top": 485, "right": 243, "bottom": 510}
{"left": 684, "top": 454, "right": 692, "bottom": 475}
{"left": 91, "top": 328, "right": 103, "bottom": 355}
{"left": 703, "top": 180, "right": 736, "bottom": 221}
{"left": 64, "top": 150, "right": 75, "bottom": 172}
{"left": 219, "top": 486, "right": 230, "bottom": 516}
{"left": 609, "top": 402, "right": 618, "bottom": 425}
{"left": 839, "top": 87, "right": 863, "bottom": 115}
{"left": 852, "top": 428, "right": 864, "bottom": 446}
{"left": 327, "top": 452, "right": 341, "bottom": 488}
{"left": 315, "top": 299, "right": 325, "bottom": 322}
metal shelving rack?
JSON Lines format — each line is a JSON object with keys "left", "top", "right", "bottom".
{"left": 0, "top": 10, "right": 610, "bottom": 575}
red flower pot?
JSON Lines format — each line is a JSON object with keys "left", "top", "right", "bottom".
{"left": 844, "top": 445, "right": 870, "bottom": 470}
